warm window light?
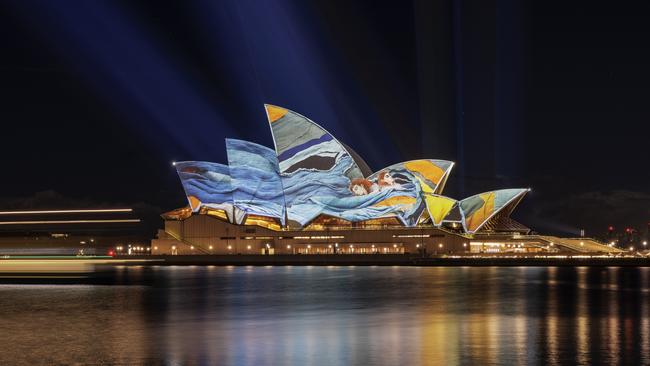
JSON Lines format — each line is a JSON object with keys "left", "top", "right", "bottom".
{"left": 328, "top": 245, "right": 332, "bottom": 248}
{"left": 580, "top": 242, "right": 584, "bottom": 246}
{"left": 644, "top": 241, "right": 648, "bottom": 246}
{"left": 439, "top": 243, "right": 443, "bottom": 248}
{"left": 247, "top": 245, "right": 251, "bottom": 250}
{"left": 209, "top": 245, "right": 213, "bottom": 250}
{"left": 463, "top": 243, "right": 467, "bottom": 247}
{"left": 307, "top": 245, "right": 311, "bottom": 249}
{"left": 416, "top": 244, "right": 420, "bottom": 248}
{"left": 287, "top": 245, "right": 291, "bottom": 249}
{"left": 227, "top": 245, "right": 232, "bottom": 250}
{"left": 190, "top": 246, "right": 194, "bottom": 250}
{"left": 154, "top": 246, "right": 158, "bottom": 250}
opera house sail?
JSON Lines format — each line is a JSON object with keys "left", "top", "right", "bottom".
{"left": 153, "top": 104, "right": 619, "bottom": 255}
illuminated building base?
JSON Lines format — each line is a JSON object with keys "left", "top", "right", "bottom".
{"left": 151, "top": 213, "right": 623, "bottom": 256}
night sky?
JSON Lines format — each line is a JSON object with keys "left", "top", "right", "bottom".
{"left": 1, "top": 0, "right": 648, "bottom": 237}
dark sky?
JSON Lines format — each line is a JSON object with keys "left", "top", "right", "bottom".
{"left": 0, "top": 0, "right": 648, "bottom": 237}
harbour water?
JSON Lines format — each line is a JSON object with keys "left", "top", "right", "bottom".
{"left": 1, "top": 265, "right": 649, "bottom": 365}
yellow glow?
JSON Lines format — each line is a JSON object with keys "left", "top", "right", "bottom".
{"left": 244, "top": 216, "right": 281, "bottom": 231}
{"left": 204, "top": 208, "right": 228, "bottom": 221}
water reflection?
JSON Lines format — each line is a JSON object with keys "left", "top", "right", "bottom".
{"left": 0, "top": 266, "right": 649, "bottom": 365}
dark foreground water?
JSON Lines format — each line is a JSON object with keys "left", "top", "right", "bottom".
{"left": 1, "top": 266, "right": 649, "bottom": 365}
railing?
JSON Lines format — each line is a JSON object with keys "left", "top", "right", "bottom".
{"left": 165, "top": 230, "right": 211, "bottom": 254}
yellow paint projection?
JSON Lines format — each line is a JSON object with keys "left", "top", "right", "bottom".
{"left": 188, "top": 195, "right": 201, "bottom": 211}
{"left": 404, "top": 160, "right": 445, "bottom": 188}
{"left": 465, "top": 192, "right": 496, "bottom": 232}
{"left": 424, "top": 195, "right": 456, "bottom": 226}
{"left": 373, "top": 195, "right": 417, "bottom": 207}
{"left": 265, "top": 105, "right": 288, "bottom": 123}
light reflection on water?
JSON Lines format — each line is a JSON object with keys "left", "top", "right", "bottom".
{"left": 0, "top": 266, "right": 649, "bottom": 365}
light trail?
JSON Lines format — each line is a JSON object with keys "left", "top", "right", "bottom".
{"left": 0, "top": 208, "right": 133, "bottom": 215}
{"left": 0, "top": 219, "right": 140, "bottom": 225}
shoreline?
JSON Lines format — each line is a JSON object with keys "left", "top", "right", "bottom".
{"left": 116, "top": 254, "right": 650, "bottom": 267}
{"left": 2, "top": 254, "right": 648, "bottom": 284}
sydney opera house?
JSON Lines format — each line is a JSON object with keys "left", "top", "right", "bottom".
{"left": 152, "top": 105, "right": 620, "bottom": 255}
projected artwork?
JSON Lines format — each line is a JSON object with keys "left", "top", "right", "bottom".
{"left": 423, "top": 195, "right": 458, "bottom": 226}
{"left": 265, "top": 104, "right": 363, "bottom": 179}
{"left": 460, "top": 189, "right": 529, "bottom": 233}
{"left": 173, "top": 105, "right": 529, "bottom": 233}
{"left": 226, "top": 139, "right": 286, "bottom": 225}
{"left": 174, "top": 161, "right": 234, "bottom": 220}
